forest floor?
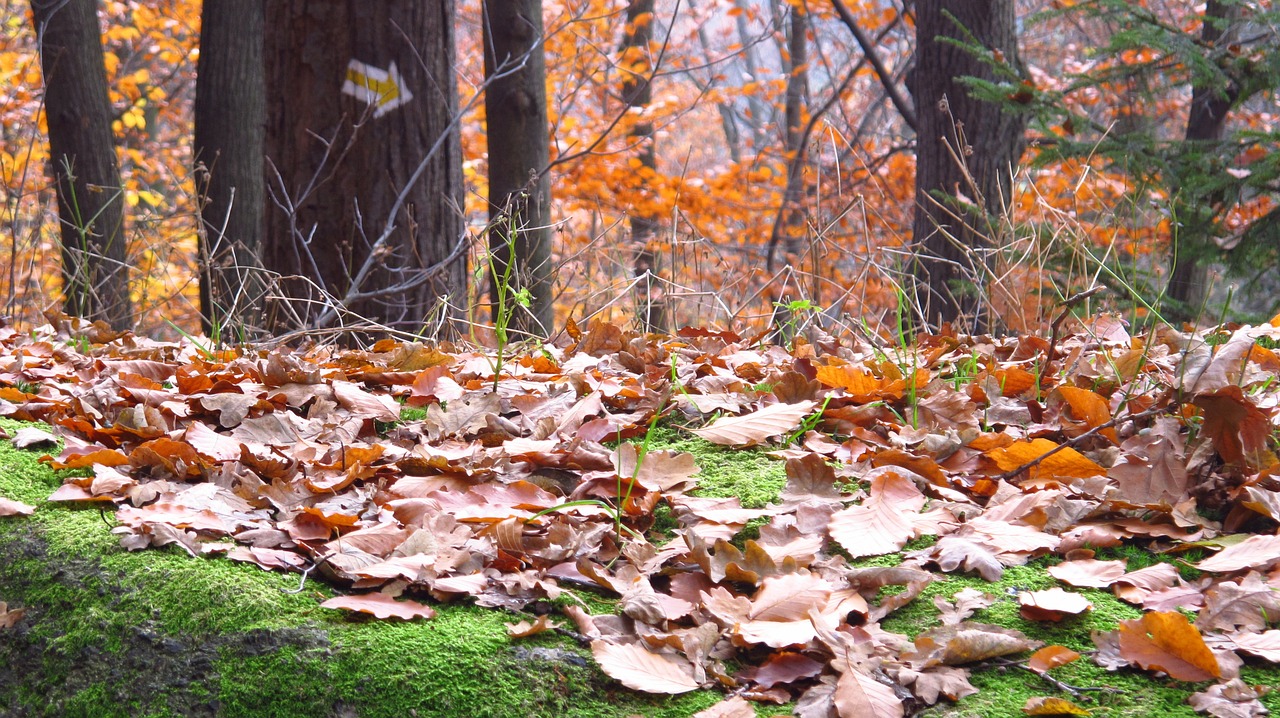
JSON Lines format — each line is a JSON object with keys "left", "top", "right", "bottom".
{"left": 0, "top": 315, "right": 1278, "bottom": 717}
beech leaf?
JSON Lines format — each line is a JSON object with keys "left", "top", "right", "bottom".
{"left": 590, "top": 640, "right": 701, "bottom": 694}
{"left": 1116, "top": 611, "right": 1220, "bottom": 682}
{"left": 320, "top": 592, "right": 436, "bottom": 620}
{"left": 689, "top": 400, "right": 817, "bottom": 446}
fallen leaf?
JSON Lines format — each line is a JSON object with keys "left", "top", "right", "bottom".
{"left": 1023, "top": 696, "right": 1091, "bottom": 716}
{"left": 1047, "top": 559, "right": 1126, "bottom": 589}
{"left": 505, "top": 614, "right": 559, "bottom": 638}
{"left": 320, "top": 592, "right": 436, "bottom": 620}
{"left": 1028, "top": 645, "right": 1081, "bottom": 673}
{"left": 834, "top": 666, "right": 904, "bottom": 718}
{"left": 1116, "top": 611, "right": 1221, "bottom": 681}
{"left": 12, "top": 426, "right": 57, "bottom": 449}
{"left": 1197, "top": 535, "right": 1280, "bottom": 573}
{"left": 689, "top": 400, "right": 817, "bottom": 446}
{"left": 828, "top": 470, "right": 925, "bottom": 558}
{"left": 0, "top": 497, "right": 36, "bottom": 516}
{"left": 904, "top": 623, "right": 1042, "bottom": 668}
{"left": 1188, "top": 678, "right": 1268, "bottom": 718}
{"left": 0, "top": 602, "right": 25, "bottom": 628}
{"left": 1019, "top": 589, "right": 1092, "bottom": 622}
{"left": 986, "top": 439, "right": 1105, "bottom": 483}
{"left": 935, "top": 587, "right": 996, "bottom": 626}
{"left": 692, "top": 696, "right": 756, "bottom": 718}
{"left": 590, "top": 641, "right": 700, "bottom": 694}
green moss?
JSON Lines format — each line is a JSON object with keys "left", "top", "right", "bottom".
{"left": 645, "top": 427, "right": 788, "bottom": 508}
{"left": 0, "top": 419, "right": 737, "bottom": 717}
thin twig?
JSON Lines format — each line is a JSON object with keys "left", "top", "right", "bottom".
{"left": 1045, "top": 286, "right": 1106, "bottom": 368}
{"left": 994, "top": 403, "right": 1173, "bottom": 482}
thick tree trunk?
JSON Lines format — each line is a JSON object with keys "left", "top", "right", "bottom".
{"left": 908, "top": 0, "right": 1026, "bottom": 332}
{"left": 1167, "top": 0, "right": 1240, "bottom": 321}
{"left": 31, "top": 0, "right": 133, "bottom": 330}
{"left": 483, "top": 0, "right": 553, "bottom": 337}
{"left": 620, "top": 0, "right": 667, "bottom": 332}
{"left": 194, "top": 0, "right": 266, "bottom": 341}
{"left": 261, "top": 1, "right": 464, "bottom": 336}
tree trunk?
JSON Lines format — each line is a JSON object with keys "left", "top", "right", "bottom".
{"left": 1167, "top": 0, "right": 1240, "bottom": 321}
{"left": 773, "top": 2, "right": 810, "bottom": 346}
{"left": 483, "top": 0, "right": 553, "bottom": 338}
{"left": 620, "top": 0, "right": 666, "bottom": 332}
{"left": 31, "top": 0, "right": 133, "bottom": 330}
{"left": 908, "top": 0, "right": 1026, "bottom": 332}
{"left": 194, "top": 0, "right": 266, "bottom": 341}
{"left": 261, "top": 1, "right": 464, "bottom": 336}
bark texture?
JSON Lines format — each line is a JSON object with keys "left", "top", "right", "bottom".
{"left": 620, "top": 0, "right": 667, "bottom": 332}
{"left": 484, "top": 0, "right": 553, "bottom": 337}
{"left": 1167, "top": 0, "right": 1241, "bottom": 320}
{"left": 261, "top": 1, "right": 464, "bottom": 336}
{"left": 194, "top": 0, "right": 266, "bottom": 340}
{"left": 31, "top": 0, "right": 133, "bottom": 329}
{"left": 908, "top": 0, "right": 1026, "bottom": 332}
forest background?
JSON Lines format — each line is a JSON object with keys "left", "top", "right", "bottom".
{"left": 2, "top": 0, "right": 1279, "bottom": 344}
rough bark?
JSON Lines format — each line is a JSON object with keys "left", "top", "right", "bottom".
{"left": 908, "top": 0, "right": 1026, "bottom": 332}
{"left": 1167, "top": 0, "right": 1241, "bottom": 320}
{"left": 483, "top": 0, "right": 553, "bottom": 337}
{"left": 261, "top": 1, "right": 464, "bottom": 336}
{"left": 620, "top": 0, "right": 666, "bottom": 332}
{"left": 31, "top": 0, "right": 133, "bottom": 330}
{"left": 194, "top": 0, "right": 266, "bottom": 340}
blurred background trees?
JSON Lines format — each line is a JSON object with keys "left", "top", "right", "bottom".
{"left": 4, "top": 0, "right": 1278, "bottom": 340}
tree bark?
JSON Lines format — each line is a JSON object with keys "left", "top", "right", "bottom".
{"left": 31, "top": 0, "right": 133, "bottom": 330}
{"left": 483, "top": 0, "right": 553, "bottom": 337}
{"left": 908, "top": 0, "right": 1026, "bottom": 332}
{"left": 261, "top": 1, "right": 464, "bottom": 336}
{"left": 620, "top": 0, "right": 666, "bottom": 332}
{"left": 1167, "top": 0, "right": 1240, "bottom": 321}
{"left": 194, "top": 0, "right": 266, "bottom": 341}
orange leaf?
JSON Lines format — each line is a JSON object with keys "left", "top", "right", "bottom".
{"left": 1051, "top": 386, "right": 1118, "bottom": 444}
{"left": 986, "top": 439, "right": 1105, "bottom": 483}
{"left": 1028, "top": 645, "right": 1081, "bottom": 673}
{"left": 1023, "top": 696, "right": 1091, "bottom": 715}
{"left": 1116, "top": 611, "right": 1220, "bottom": 681}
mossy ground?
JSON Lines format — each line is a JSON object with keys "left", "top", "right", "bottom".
{"left": 5, "top": 417, "right": 1280, "bottom": 717}
{"left": 0, "top": 418, "right": 723, "bottom": 718}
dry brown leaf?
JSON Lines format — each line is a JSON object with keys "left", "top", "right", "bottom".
{"left": 692, "top": 696, "right": 756, "bottom": 718}
{"left": 1047, "top": 559, "right": 1127, "bottom": 588}
{"left": 935, "top": 587, "right": 996, "bottom": 626}
{"left": 1116, "top": 611, "right": 1221, "bottom": 682}
{"left": 12, "top": 426, "right": 57, "bottom": 448}
{"left": 834, "top": 666, "right": 904, "bottom": 718}
{"left": 1197, "top": 535, "right": 1280, "bottom": 573}
{"left": 1188, "top": 679, "right": 1268, "bottom": 718}
{"left": 1018, "top": 589, "right": 1092, "bottom": 622}
{"left": 1051, "top": 386, "right": 1119, "bottom": 444}
{"left": 904, "top": 623, "right": 1042, "bottom": 668}
{"left": 1196, "top": 573, "right": 1280, "bottom": 632}
{"left": 504, "top": 614, "right": 559, "bottom": 638}
{"left": 689, "top": 400, "right": 817, "bottom": 446}
{"left": 590, "top": 640, "right": 701, "bottom": 694}
{"left": 828, "top": 470, "right": 925, "bottom": 558}
{"left": 1228, "top": 630, "right": 1280, "bottom": 662}
{"left": 0, "top": 601, "right": 25, "bottom": 629}
{"left": 320, "top": 592, "right": 436, "bottom": 620}
{"left": 0, "top": 497, "right": 36, "bottom": 516}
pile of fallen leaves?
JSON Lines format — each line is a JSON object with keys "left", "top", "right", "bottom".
{"left": 2, "top": 313, "right": 1280, "bottom": 718}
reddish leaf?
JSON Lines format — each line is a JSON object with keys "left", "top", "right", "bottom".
{"left": 320, "top": 592, "right": 436, "bottom": 620}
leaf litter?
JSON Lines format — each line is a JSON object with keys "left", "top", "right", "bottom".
{"left": 0, "top": 315, "right": 1279, "bottom": 716}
